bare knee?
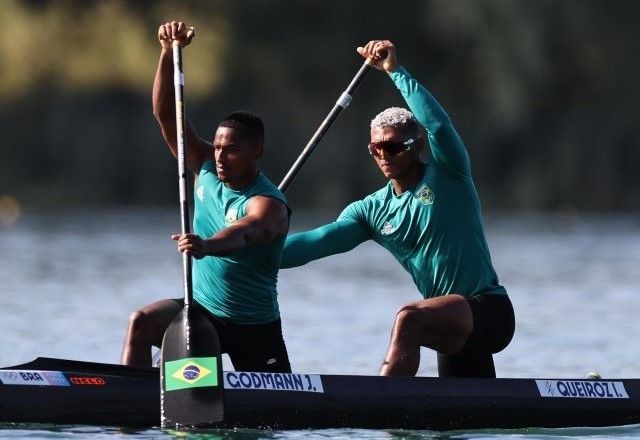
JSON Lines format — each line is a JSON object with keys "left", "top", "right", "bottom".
{"left": 127, "top": 309, "right": 158, "bottom": 345}
{"left": 392, "top": 305, "right": 425, "bottom": 336}
{"left": 127, "top": 309, "right": 146, "bottom": 332}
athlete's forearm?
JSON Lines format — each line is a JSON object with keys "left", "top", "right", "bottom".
{"left": 152, "top": 48, "right": 210, "bottom": 174}
{"left": 281, "top": 220, "right": 369, "bottom": 268}
{"left": 202, "top": 221, "right": 274, "bottom": 257}
{"left": 201, "top": 230, "right": 244, "bottom": 257}
{"left": 390, "top": 66, "right": 470, "bottom": 178}
{"left": 152, "top": 49, "right": 178, "bottom": 157}
{"left": 390, "top": 66, "right": 451, "bottom": 129}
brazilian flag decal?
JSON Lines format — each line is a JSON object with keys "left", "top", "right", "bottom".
{"left": 164, "top": 357, "right": 218, "bottom": 391}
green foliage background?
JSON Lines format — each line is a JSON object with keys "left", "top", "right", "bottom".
{"left": 1, "top": 0, "right": 638, "bottom": 212}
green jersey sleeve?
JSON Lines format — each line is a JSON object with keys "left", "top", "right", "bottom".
{"left": 281, "top": 201, "right": 371, "bottom": 268}
{"left": 390, "top": 66, "right": 471, "bottom": 180}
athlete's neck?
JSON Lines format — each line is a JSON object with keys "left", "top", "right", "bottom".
{"left": 390, "top": 162, "right": 425, "bottom": 195}
{"left": 224, "top": 169, "right": 260, "bottom": 191}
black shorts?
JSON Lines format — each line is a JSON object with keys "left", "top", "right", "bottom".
{"left": 437, "top": 293, "right": 515, "bottom": 378}
{"left": 461, "top": 293, "right": 515, "bottom": 355}
{"left": 173, "top": 299, "right": 291, "bottom": 373}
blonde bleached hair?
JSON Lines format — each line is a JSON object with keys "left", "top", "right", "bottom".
{"left": 370, "top": 107, "right": 419, "bottom": 136}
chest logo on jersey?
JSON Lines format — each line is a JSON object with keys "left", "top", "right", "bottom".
{"left": 225, "top": 208, "right": 238, "bottom": 226}
{"left": 380, "top": 221, "right": 398, "bottom": 236}
{"left": 415, "top": 184, "right": 435, "bottom": 205}
{"left": 196, "top": 185, "right": 205, "bottom": 202}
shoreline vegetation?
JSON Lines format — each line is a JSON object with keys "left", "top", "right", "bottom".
{"left": 1, "top": 0, "right": 638, "bottom": 212}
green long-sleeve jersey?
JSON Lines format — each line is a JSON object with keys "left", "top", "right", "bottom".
{"left": 282, "top": 66, "right": 505, "bottom": 299}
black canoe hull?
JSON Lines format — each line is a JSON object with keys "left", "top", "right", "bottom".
{"left": 1, "top": 357, "right": 640, "bottom": 430}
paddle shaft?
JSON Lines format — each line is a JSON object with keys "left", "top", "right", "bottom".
{"left": 161, "top": 40, "right": 224, "bottom": 430}
{"left": 172, "top": 41, "right": 193, "bottom": 307}
{"left": 278, "top": 58, "right": 374, "bottom": 193}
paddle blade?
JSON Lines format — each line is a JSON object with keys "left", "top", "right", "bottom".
{"left": 160, "top": 305, "right": 223, "bottom": 428}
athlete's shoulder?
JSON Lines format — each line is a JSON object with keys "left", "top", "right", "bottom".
{"left": 244, "top": 173, "right": 289, "bottom": 218}
{"left": 200, "top": 159, "right": 217, "bottom": 175}
{"left": 252, "top": 172, "right": 286, "bottom": 203}
{"left": 365, "top": 182, "right": 395, "bottom": 204}
{"left": 197, "top": 160, "right": 223, "bottom": 190}
{"left": 338, "top": 183, "right": 392, "bottom": 222}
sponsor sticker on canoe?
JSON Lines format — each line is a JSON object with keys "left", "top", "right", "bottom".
{"left": 69, "top": 376, "right": 106, "bottom": 386}
{"left": 0, "top": 370, "right": 70, "bottom": 386}
{"left": 536, "top": 379, "right": 629, "bottom": 399}
{"left": 163, "top": 357, "right": 218, "bottom": 392}
{"left": 224, "top": 371, "right": 324, "bottom": 393}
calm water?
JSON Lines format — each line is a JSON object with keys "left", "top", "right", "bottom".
{"left": 1, "top": 208, "right": 640, "bottom": 439}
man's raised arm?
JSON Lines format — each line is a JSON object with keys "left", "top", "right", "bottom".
{"left": 152, "top": 21, "right": 211, "bottom": 175}
{"left": 357, "top": 40, "right": 471, "bottom": 179}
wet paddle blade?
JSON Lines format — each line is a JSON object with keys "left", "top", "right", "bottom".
{"left": 160, "top": 305, "right": 223, "bottom": 428}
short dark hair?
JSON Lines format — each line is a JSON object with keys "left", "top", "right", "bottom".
{"left": 218, "top": 111, "right": 264, "bottom": 144}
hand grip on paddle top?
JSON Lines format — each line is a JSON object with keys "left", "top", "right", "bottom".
{"left": 158, "top": 20, "right": 195, "bottom": 50}
{"left": 357, "top": 40, "right": 398, "bottom": 73}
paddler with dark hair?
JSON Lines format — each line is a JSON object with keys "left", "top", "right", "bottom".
{"left": 120, "top": 21, "right": 291, "bottom": 373}
{"left": 281, "top": 40, "right": 515, "bottom": 377}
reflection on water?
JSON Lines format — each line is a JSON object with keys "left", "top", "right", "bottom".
{"left": 1, "top": 209, "right": 640, "bottom": 439}
{"left": 3, "top": 423, "right": 640, "bottom": 440}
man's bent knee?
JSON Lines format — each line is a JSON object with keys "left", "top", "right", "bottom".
{"left": 393, "top": 298, "right": 473, "bottom": 353}
{"left": 127, "top": 310, "right": 157, "bottom": 344}
{"left": 393, "top": 305, "right": 424, "bottom": 335}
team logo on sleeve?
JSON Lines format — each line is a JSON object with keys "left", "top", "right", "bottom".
{"left": 196, "top": 185, "right": 205, "bottom": 202}
{"left": 225, "top": 207, "right": 238, "bottom": 226}
{"left": 416, "top": 184, "right": 435, "bottom": 205}
{"left": 380, "top": 221, "right": 398, "bottom": 235}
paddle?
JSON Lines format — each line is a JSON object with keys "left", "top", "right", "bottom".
{"left": 159, "top": 53, "right": 372, "bottom": 428}
{"left": 278, "top": 58, "right": 374, "bottom": 192}
{"left": 160, "top": 40, "right": 223, "bottom": 429}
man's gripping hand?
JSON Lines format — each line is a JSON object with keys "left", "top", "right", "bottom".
{"left": 158, "top": 21, "right": 195, "bottom": 50}
{"left": 357, "top": 40, "right": 398, "bottom": 73}
{"left": 172, "top": 233, "right": 207, "bottom": 259}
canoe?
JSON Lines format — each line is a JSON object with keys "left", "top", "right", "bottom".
{"left": 1, "top": 357, "right": 639, "bottom": 430}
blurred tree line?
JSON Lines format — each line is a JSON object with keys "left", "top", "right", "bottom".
{"left": 0, "top": 0, "right": 638, "bottom": 212}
